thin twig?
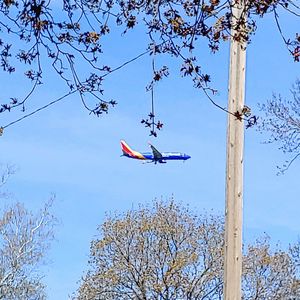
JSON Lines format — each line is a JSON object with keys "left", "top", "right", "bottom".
{"left": 3, "top": 90, "right": 77, "bottom": 129}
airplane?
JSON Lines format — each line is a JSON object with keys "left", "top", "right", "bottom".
{"left": 120, "top": 140, "right": 191, "bottom": 164}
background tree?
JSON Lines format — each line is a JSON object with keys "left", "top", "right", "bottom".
{"left": 0, "top": 163, "right": 16, "bottom": 198}
{"left": 259, "top": 79, "right": 300, "bottom": 174}
{"left": 243, "top": 236, "right": 300, "bottom": 299}
{"left": 75, "top": 200, "right": 300, "bottom": 300}
{"left": 76, "top": 200, "right": 224, "bottom": 300}
{"left": 0, "top": 165, "right": 57, "bottom": 300}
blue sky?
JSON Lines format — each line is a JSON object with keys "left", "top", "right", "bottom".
{"left": 0, "top": 7, "right": 299, "bottom": 299}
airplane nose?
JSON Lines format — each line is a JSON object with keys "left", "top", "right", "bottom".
{"left": 184, "top": 154, "right": 191, "bottom": 160}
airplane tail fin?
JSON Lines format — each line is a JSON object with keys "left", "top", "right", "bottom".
{"left": 120, "top": 140, "right": 135, "bottom": 157}
{"left": 120, "top": 140, "right": 146, "bottom": 160}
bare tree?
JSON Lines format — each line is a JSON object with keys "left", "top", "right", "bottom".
{"left": 0, "top": 166, "right": 57, "bottom": 299}
{"left": 0, "top": 198, "right": 57, "bottom": 300}
{"left": 259, "top": 79, "right": 300, "bottom": 173}
{"left": 0, "top": 164, "right": 16, "bottom": 198}
{"left": 75, "top": 200, "right": 300, "bottom": 300}
{"left": 0, "top": 0, "right": 298, "bottom": 135}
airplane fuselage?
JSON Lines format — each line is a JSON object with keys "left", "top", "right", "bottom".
{"left": 123, "top": 152, "right": 191, "bottom": 161}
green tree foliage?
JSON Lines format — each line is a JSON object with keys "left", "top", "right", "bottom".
{"left": 75, "top": 200, "right": 300, "bottom": 299}
{"left": 0, "top": 164, "right": 57, "bottom": 300}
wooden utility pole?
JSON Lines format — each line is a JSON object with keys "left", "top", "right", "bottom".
{"left": 224, "top": 1, "right": 247, "bottom": 299}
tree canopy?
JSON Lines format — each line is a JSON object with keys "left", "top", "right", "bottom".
{"left": 0, "top": 0, "right": 298, "bottom": 135}
{"left": 0, "top": 164, "right": 57, "bottom": 299}
{"left": 75, "top": 200, "right": 300, "bottom": 299}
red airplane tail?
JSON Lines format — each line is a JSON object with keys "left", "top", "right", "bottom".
{"left": 120, "top": 140, "right": 146, "bottom": 160}
{"left": 120, "top": 140, "right": 135, "bottom": 157}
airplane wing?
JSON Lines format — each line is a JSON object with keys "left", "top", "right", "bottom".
{"left": 149, "top": 143, "right": 163, "bottom": 160}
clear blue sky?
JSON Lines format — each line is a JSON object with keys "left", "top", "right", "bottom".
{"left": 0, "top": 8, "right": 299, "bottom": 299}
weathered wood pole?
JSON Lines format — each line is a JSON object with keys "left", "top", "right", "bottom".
{"left": 224, "top": 1, "right": 247, "bottom": 299}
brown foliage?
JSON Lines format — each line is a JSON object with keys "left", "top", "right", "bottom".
{"left": 75, "top": 200, "right": 300, "bottom": 300}
{"left": 243, "top": 236, "right": 300, "bottom": 299}
{"left": 0, "top": 0, "right": 298, "bottom": 135}
{"left": 76, "top": 201, "right": 224, "bottom": 299}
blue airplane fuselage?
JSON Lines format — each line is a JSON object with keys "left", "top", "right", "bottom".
{"left": 132, "top": 152, "right": 191, "bottom": 161}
